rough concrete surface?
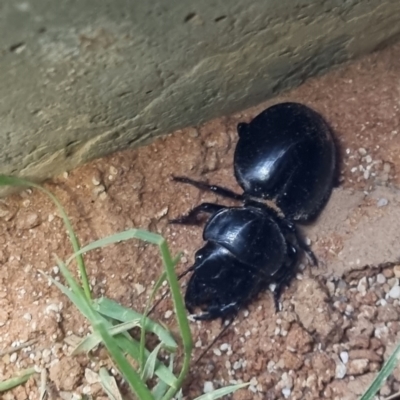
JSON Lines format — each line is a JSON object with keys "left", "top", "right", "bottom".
{"left": 305, "top": 186, "right": 400, "bottom": 277}
{"left": 1, "top": 0, "right": 400, "bottom": 189}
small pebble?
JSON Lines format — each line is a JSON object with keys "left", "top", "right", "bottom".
{"left": 377, "top": 198, "right": 388, "bottom": 207}
{"left": 358, "top": 148, "right": 367, "bottom": 156}
{"left": 282, "top": 388, "right": 291, "bottom": 398}
{"left": 220, "top": 343, "right": 230, "bottom": 352}
{"left": 23, "top": 313, "right": 32, "bottom": 321}
{"left": 213, "top": 348, "right": 222, "bottom": 356}
{"left": 233, "top": 360, "right": 243, "bottom": 370}
{"left": 336, "top": 362, "right": 347, "bottom": 379}
{"left": 357, "top": 277, "right": 368, "bottom": 295}
{"left": 388, "top": 285, "right": 400, "bottom": 299}
{"left": 92, "top": 176, "right": 101, "bottom": 186}
{"left": 203, "top": 381, "right": 214, "bottom": 393}
{"left": 377, "top": 274, "right": 386, "bottom": 284}
{"left": 340, "top": 351, "right": 349, "bottom": 364}
{"left": 164, "top": 310, "right": 173, "bottom": 319}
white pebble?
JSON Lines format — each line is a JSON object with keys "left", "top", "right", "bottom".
{"left": 377, "top": 198, "right": 388, "bottom": 207}
{"left": 23, "top": 313, "right": 32, "bottom": 321}
{"left": 282, "top": 388, "right": 291, "bottom": 398}
{"left": 109, "top": 166, "right": 118, "bottom": 175}
{"left": 250, "top": 377, "right": 258, "bottom": 386}
{"left": 358, "top": 148, "right": 367, "bottom": 156}
{"left": 164, "top": 310, "right": 173, "bottom": 319}
{"left": 220, "top": 343, "right": 230, "bottom": 352}
{"left": 357, "top": 277, "right": 368, "bottom": 295}
{"left": 389, "top": 285, "right": 400, "bottom": 299}
{"left": 340, "top": 351, "right": 349, "bottom": 364}
{"left": 203, "top": 381, "right": 214, "bottom": 393}
{"left": 336, "top": 362, "right": 347, "bottom": 379}
{"left": 10, "top": 353, "right": 17, "bottom": 363}
{"left": 377, "top": 274, "right": 386, "bottom": 284}
{"left": 213, "top": 348, "right": 222, "bottom": 356}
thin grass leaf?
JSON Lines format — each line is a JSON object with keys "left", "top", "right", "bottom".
{"left": 113, "top": 335, "right": 177, "bottom": 387}
{"left": 140, "top": 271, "right": 169, "bottom": 373}
{"left": 72, "top": 320, "right": 143, "bottom": 355}
{"left": 175, "top": 389, "right": 183, "bottom": 400}
{"left": 0, "top": 175, "right": 91, "bottom": 300}
{"left": 159, "top": 240, "right": 192, "bottom": 400}
{"left": 152, "top": 354, "right": 175, "bottom": 400}
{"left": 98, "top": 368, "right": 123, "bottom": 400}
{"left": 66, "top": 229, "right": 165, "bottom": 266}
{"left": 92, "top": 319, "right": 154, "bottom": 400}
{"left": 141, "top": 342, "right": 164, "bottom": 382}
{"left": 194, "top": 383, "right": 250, "bottom": 400}
{"left": 39, "top": 368, "right": 47, "bottom": 400}
{"left": 94, "top": 297, "right": 177, "bottom": 350}
{"left": 360, "top": 342, "right": 400, "bottom": 400}
{"left": 0, "top": 368, "right": 36, "bottom": 392}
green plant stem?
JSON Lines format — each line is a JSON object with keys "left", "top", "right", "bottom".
{"left": 159, "top": 240, "right": 193, "bottom": 400}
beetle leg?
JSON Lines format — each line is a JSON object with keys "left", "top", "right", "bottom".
{"left": 172, "top": 175, "right": 245, "bottom": 201}
{"left": 169, "top": 202, "right": 225, "bottom": 225}
{"left": 279, "top": 219, "right": 318, "bottom": 266}
{"left": 272, "top": 244, "right": 298, "bottom": 311}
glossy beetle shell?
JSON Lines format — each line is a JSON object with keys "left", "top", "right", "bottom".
{"left": 234, "top": 102, "right": 335, "bottom": 221}
{"left": 203, "top": 206, "right": 285, "bottom": 273}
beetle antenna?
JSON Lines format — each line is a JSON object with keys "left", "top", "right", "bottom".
{"left": 195, "top": 318, "right": 234, "bottom": 364}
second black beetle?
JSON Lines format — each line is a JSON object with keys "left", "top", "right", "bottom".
{"left": 171, "top": 102, "right": 336, "bottom": 320}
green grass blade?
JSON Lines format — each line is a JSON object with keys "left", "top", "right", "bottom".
{"left": 98, "top": 368, "right": 124, "bottom": 400}
{"left": 359, "top": 341, "right": 400, "bottom": 400}
{"left": 66, "top": 229, "right": 165, "bottom": 265}
{"left": 152, "top": 356, "right": 174, "bottom": 400}
{"left": 0, "top": 368, "right": 36, "bottom": 392}
{"left": 72, "top": 320, "right": 142, "bottom": 355}
{"left": 152, "top": 381, "right": 168, "bottom": 400}
{"left": 141, "top": 342, "right": 164, "bottom": 382}
{"left": 159, "top": 240, "right": 193, "bottom": 400}
{"left": 94, "top": 298, "right": 177, "bottom": 351}
{"left": 140, "top": 271, "right": 168, "bottom": 373}
{"left": 113, "top": 335, "right": 177, "bottom": 387}
{"left": 193, "top": 383, "right": 250, "bottom": 400}
{"left": 0, "top": 175, "right": 91, "bottom": 300}
{"left": 91, "top": 317, "right": 154, "bottom": 399}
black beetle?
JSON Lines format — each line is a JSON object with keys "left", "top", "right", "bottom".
{"left": 170, "top": 102, "right": 336, "bottom": 320}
